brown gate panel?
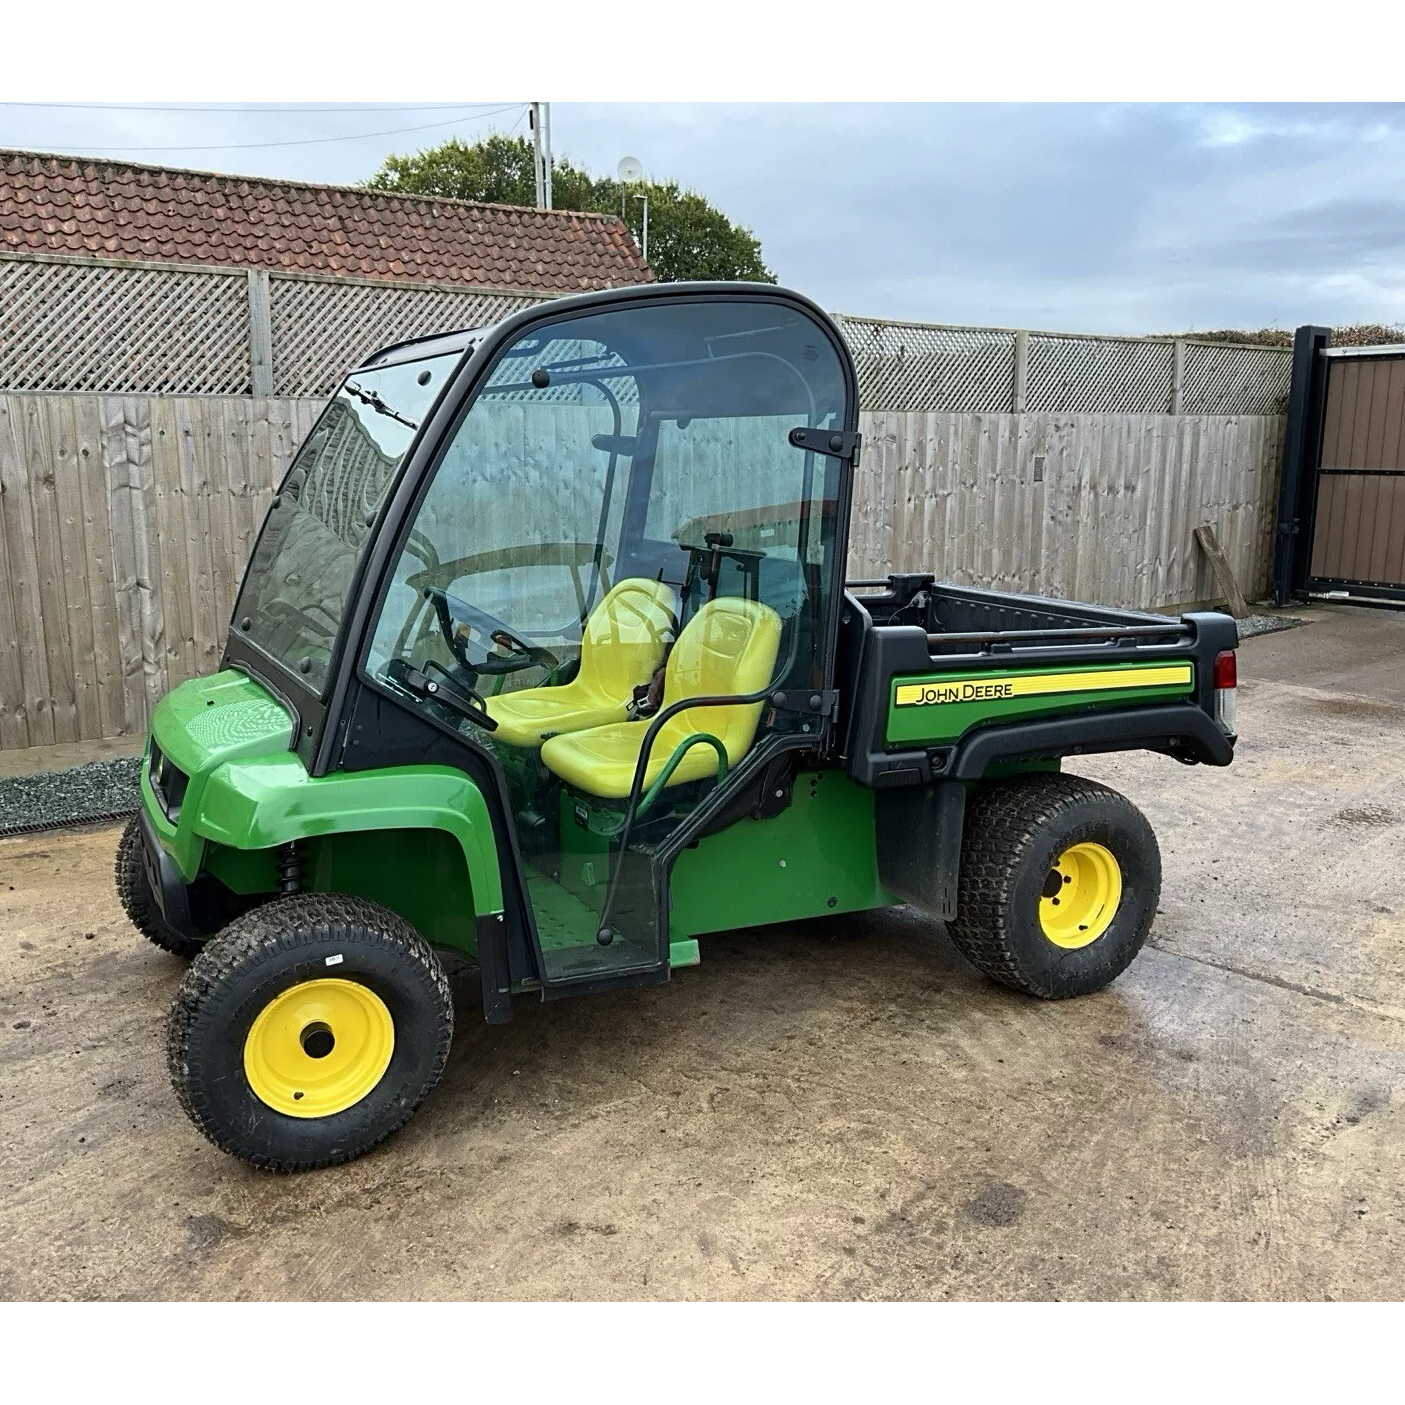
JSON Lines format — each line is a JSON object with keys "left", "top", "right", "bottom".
{"left": 1309, "top": 354, "right": 1405, "bottom": 589}
{"left": 1310, "top": 473, "right": 1405, "bottom": 582}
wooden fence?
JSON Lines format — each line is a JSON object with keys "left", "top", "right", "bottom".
{"left": 849, "top": 410, "right": 1284, "bottom": 612}
{"left": 0, "top": 392, "right": 1283, "bottom": 751}
{"left": 0, "top": 394, "right": 320, "bottom": 751}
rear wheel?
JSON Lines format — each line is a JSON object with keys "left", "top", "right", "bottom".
{"left": 167, "top": 893, "right": 453, "bottom": 1171}
{"left": 949, "top": 774, "right": 1160, "bottom": 999}
{"left": 114, "top": 815, "right": 203, "bottom": 959}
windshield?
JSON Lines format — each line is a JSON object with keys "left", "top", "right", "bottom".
{"left": 232, "top": 350, "right": 460, "bottom": 691}
{"left": 365, "top": 302, "right": 849, "bottom": 708}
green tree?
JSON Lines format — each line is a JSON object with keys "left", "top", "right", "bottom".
{"left": 367, "top": 135, "right": 775, "bottom": 285}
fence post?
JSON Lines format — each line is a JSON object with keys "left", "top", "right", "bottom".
{"left": 1012, "top": 329, "right": 1029, "bottom": 414}
{"left": 1170, "top": 338, "right": 1186, "bottom": 414}
{"left": 247, "top": 269, "right": 274, "bottom": 397}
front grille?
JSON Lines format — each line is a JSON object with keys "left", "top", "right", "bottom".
{"left": 148, "top": 742, "right": 189, "bottom": 824}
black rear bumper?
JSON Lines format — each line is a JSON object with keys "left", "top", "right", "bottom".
{"left": 949, "top": 703, "right": 1234, "bottom": 779}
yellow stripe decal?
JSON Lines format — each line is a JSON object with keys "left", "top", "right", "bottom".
{"left": 894, "top": 665, "right": 1193, "bottom": 708}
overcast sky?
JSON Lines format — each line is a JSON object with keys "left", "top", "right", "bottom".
{"left": 4, "top": 101, "right": 1403, "bottom": 335}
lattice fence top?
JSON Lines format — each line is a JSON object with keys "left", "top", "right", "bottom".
{"left": 0, "top": 257, "right": 251, "bottom": 394}
{"left": 0, "top": 254, "right": 540, "bottom": 399}
{"left": 271, "top": 277, "right": 536, "bottom": 397}
{"left": 835, "top": 318, "right": 1016, "bottom": 413}
{"left": 1182, "top": 340, "right": 1292, "bottom": 415}
{"left": 834, "top": 314, "right": 1293, "bottom": 416}
{"left": 1025, "top": 333, "right": 1175, "bottom": 414}
{"left": 1, "top": 254, "right": 1295, "bottom": 415}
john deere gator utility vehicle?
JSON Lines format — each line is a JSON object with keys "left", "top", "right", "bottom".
{"left": 117, "top": 283, "right": 1239, "bottom": 1170}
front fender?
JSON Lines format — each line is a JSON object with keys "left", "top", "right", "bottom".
{"left": 194, "top": 755, "right": 504, "bottom": 915}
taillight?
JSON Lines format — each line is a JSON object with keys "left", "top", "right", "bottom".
{"left": 1213, "top": 649, "right": 1237, "bottom": 733}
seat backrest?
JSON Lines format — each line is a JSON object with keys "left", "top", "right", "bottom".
{"left": 659, "top": 597, "right": 783, "bottom": 764}
{"left": 576, "top": 577, "right": 677, "bottom": 697}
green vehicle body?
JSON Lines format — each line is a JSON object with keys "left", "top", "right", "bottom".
{"left": 144, "top": 667, "right": 893, "bottom": 977}
{"left": 134, "top": 281, "right": 1239, "bottom": 1021}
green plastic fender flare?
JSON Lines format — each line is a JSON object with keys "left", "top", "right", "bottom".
{"left": 193, "top": 755, "right": 505, "bottom": 915}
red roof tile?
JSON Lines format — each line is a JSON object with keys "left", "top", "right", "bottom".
{"left": 0, "top": 149, "right": 653, "bottom": 293}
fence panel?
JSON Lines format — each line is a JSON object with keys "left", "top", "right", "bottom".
{"left": 852, "top": 410, "right": 1284, "bottom": 611}
{"left": 269, "top": 278, "right": 538, "bottom": 397}
{"left": 0, "top": 393, "right": 312, "bottom": 748}
{"left": 0, "top": 259, "right": 251, "bottom": 394}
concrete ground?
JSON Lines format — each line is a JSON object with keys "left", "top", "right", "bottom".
{"left": 1, "top": 603, "right": 1402, "bottom": 1301}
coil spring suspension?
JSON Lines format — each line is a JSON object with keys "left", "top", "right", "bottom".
{"left": 277, "top": 842, "right": 306, "bottom": 895}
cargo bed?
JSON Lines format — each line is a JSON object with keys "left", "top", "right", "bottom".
{"left": 839, "top": 573, "right": 1237, "bottom": 788}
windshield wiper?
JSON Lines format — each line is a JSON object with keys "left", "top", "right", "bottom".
{"left": 344, "top": 380, "right": 419, "bottom": 431}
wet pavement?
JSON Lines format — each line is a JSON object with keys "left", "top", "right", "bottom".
{"left": 1, "top": 604, "right": 1402, "bottom": 1300}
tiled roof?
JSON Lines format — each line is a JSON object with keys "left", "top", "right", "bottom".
{"left": 0, "top": 148, "right": 653, "bottom": 292}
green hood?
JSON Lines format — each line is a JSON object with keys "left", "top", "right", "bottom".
{"left": 144, "top": 670, "right": 297, "bottom": 877}
{"left": 150, "top": 670, "right": 295, "bottom": 776}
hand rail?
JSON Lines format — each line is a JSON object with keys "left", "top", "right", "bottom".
{"left": 926, "top": 622, "right": 1188, "bottom": 648}
{"left": 635, "top": 733, "right": 728, "bottom": 820}
{"left": 593, "top": 690, "right": 767, "bottom": 946}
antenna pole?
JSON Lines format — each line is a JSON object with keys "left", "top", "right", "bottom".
{"left": 530, "top": 102, "right": 545, "bottom": 209}
{"left": 542, "top": 102, "right": 553, "bottom": 210}
{"left": 641, "top": 193, "right": 649, "bottom": 264}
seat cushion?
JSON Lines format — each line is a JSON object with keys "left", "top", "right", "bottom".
{"left": 485, "top": 689, "right": 630, "bottom": 748}
{"left": 483, "top": 578, "right": 676, "bottom": 748}
{"left": 540, "top": 716, "right": 735, "bottom": 797}
{"left": 540, "top": 597, "right": 782, "bottom": 798}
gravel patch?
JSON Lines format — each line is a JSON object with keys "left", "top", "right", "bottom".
{"left": 1237, "top": 613, "right": 1307, "bottom": 640}
{"left": 0, "top": 757, "right": 141, "bottom": 837}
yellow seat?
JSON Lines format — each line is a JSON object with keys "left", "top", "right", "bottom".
{"left": 485, "top": 578, "right": 677, "bottom": 748}
{"left": 540, "top": 597, "right": 783, "bottom": 799}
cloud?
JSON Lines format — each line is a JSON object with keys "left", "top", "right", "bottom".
{"left": 4, "top": 102, "right": 1404, "bottom": 334}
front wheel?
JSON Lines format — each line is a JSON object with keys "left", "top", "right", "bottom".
{"left": 114, "top": 815, "right": 203, "bottom": 959}
{"left": 949, "top": 774, "right": 1161, "bottom": 999}
{"left": 167, "top": 894, "right": 453, "bottom": 1171}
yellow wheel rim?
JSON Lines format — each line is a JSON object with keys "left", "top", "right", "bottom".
{"left": 243, "top": 978, "right": 394, "bottom": 1118}
{"left": 1039, "top": 842, "right": 1123, "bottom": 949}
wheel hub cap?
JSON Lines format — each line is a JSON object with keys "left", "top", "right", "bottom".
{"left": 1039, "top": 842, "right": 1123, "bottom": 949}
{"left": 243, "top": 978, "right": 394, "bottom": 1118}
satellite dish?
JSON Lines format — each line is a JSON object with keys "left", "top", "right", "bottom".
{"left": 616, "top": 155, "right": 644, "bottom": 182}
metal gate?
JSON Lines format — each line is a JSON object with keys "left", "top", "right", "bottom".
{"left": 1275, "top": 334, "right": 1405, "bottom": 607}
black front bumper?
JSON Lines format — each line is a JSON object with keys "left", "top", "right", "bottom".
{"left": 138, "top": 805, "right": 197, "bottom": 937}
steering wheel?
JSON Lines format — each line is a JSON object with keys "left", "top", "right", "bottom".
{"left": 423, "top": 587, "right": 559, "bottom": 681}
{"left": 422, "top": 659, "right": 491, "bottom": 712}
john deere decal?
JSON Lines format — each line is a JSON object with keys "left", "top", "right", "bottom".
{"left": 894, "top": 664, "right": 1193, "bottom": 707}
